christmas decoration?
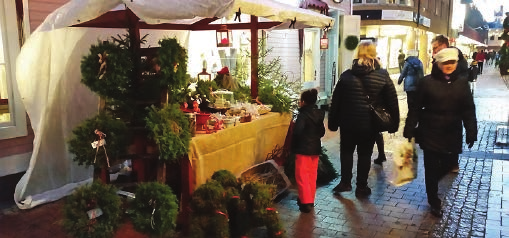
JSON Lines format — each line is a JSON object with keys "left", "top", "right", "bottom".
{"left": 130, "top": 182, "right": 179, "bottom": 236}
{"left": 256, "top": 39, "right": 301, "bottom": 113}
{"left": 157, "top": 38, "right": 189, "bottom": 104}
{"left": 144, "top": 104, "right": 191, "bottom": 162}
{"left": 68, "top": 112, "right": 129, "bottom": 168}
{"left": 80, "top": 39, "right": 134, "bottom": 101}
{"left": 499, "top": 41, "right": 509, "bottom": 76}
{"left": 344, "top": 35, "right": 359, "bottom": 51}
{"left": 189, "top": 170, "right": 285, "bottom": 238}
{"left": 63, "top": 181, "right": 122, "bottom": 238}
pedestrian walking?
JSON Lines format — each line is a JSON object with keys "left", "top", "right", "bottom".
{"left": 328, "top": 42, "right": 400, "bottom": 197}
{"left": 468, "top": 61, "right": 479, "bottom": 95}
{"left": 398, "top": 49, "right": 424, "bottom": 111}
{"left": 475, "top": 49, "right": 486, "bottom": 74}
{"left": 430, "top": 35, "right": 470, "bottom": 172}
{"left": 398, "top": 49, "right": 405, "bottom": 72}
{"left": 291, "top": 88, "right": 325, "bottom": 213}
{"left": 403, "top": 48, "right": 478, "bottom": 217}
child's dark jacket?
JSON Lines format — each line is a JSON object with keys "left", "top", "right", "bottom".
{"left": 291, "top": 105, "right": 325, "bottom": 155}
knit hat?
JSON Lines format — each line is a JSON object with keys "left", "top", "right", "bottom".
{"left": 434, "top": 48, "right": 458, "bottom": 63}
{"left": 217, "top": 67, "right": 229, "bottom": 75}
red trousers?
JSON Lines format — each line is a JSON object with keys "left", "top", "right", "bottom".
{"left": 295, "top": 154, "right": 319, "bottom": 204}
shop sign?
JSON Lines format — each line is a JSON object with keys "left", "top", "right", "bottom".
{"left": 381, "top": 10, "right": 413, "bottom": 22}
{"left": 413, "top": 14, "right": 431, "bottom": 27}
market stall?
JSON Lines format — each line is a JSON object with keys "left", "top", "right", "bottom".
{"left": 14, "top": 0, "right": 333, "bottom": 210}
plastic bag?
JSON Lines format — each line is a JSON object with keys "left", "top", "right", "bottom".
{"left": 389, "top": 139, "right": 418, "bottom": 187}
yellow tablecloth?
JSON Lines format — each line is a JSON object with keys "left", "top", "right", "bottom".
{"left": 188, "top": 112, "right": 292, "bottom": 189}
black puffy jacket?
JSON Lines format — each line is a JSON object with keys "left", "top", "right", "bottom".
{"left": 403, "top": 64, "right": 477, "bottom": 154}
{"left": 291, "top": 104, "right": 325, "bottom": 155}
{"left": 328, "top": 60, "right": 400, "bottom": 133}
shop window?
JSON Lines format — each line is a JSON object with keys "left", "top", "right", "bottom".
{"left": 0, "top": 1, "right": 27, "bottom": 139}
{"left": 366, "top": 0, "right": 378, "bottom": 3}
{"left": 490, "top": 35, "right": 495, "bottom": 40}
{"left": 353, "top": 0, "right": 362, "bottom": 3}
{"left": 303, "top": 29, "right": 319, "bottom": 87}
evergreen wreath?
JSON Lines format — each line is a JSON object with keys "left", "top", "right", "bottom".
{"left": 130, "top": 182, "right": 179, "bottom": 237}
{"left": 81, "top": 39, "right": 134, "bottom": 101}
{"left": 145, "top": 104, "right": 191, "bottom": 162}
{"left": 344, "top": 35, "right": 360, "bottom": 51}
{"left": 63, "top": 181, "right": 122, "bottom": 238}
{"left": 157, "top": 38, "right": 189, "bottom": 104}
{"left": 189, "top": 170, "right": 285, "bottom": 238}
{"left": 68, "top": 112, "right": 129, "bottom": 168}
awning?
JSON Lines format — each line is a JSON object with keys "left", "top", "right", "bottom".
{"left": 36, "top": 0, "right": 334, "bottom": 32}
{"left": 456, "top": 35, "right": 488, "bottom": 47}
{"left": 300, "top": 0, "right": 329, "bottom": 15}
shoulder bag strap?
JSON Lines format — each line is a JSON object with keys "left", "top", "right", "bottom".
{"left": 357, "top": 77, "right": 374, "bottom": 106}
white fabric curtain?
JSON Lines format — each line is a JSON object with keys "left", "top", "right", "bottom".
{"left": 14, "top": 26, "right": 189, "bottom": 209}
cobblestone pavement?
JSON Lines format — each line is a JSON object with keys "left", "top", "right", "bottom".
{"left": 268, "top": 66, "right": 509, "bottom": 238}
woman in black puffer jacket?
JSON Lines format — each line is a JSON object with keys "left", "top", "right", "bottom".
{"left": 403, "top": 48, "right": 477, "bottom": 217}
{"left": 328, "top": 42, "right": 400, "bottom": 197}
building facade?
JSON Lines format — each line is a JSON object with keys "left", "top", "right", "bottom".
{"left": 352, "top": 0, "right": 454, "bottom": 73}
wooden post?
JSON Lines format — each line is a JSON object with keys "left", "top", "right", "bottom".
{"left": 250, "top": 15, "right": 259, "bottom": 99}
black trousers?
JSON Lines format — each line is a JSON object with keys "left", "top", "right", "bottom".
{"left": 406, "top": 91, "right": 416, "bottom": 111}
{"left": 422, "top": 150, "right": 459, "bottom": 207}
{"left": 477, "top": 61, "right": 484, "bottom": 74}
{"left": 339, "top": 130, "right": 377, "bottom": 187}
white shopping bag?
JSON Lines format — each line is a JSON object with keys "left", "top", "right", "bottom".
{"left": 389, "top": 138, "right": 418, "bottom": 187}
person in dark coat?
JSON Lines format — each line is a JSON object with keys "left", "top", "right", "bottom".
{"left": 403, "top": 48, "right": 477, "bottom": 217}
{"left": 328, "top": 42, "right": 400, "bottom": 197}
{"left": 430, "top": 35, "right": 469, "bottom": 173}
{"left": 398, "top": 49, "right": 424, "bottom": 111}
{"left": 291, "top": 88, "right": 325, "bottom": 213}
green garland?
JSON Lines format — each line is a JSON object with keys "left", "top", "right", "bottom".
{"left": 63, "top": 181, "right": 122, "bottom": 238}
{"left": 81, "top": 40, "right": 134, "bottom": 101}
{"left": 499, "top": 42, "right": 509, "bottom": 76}
{"left": 344, "top": 35, "right": 359, "bottom": 51}
{"left": 130, "top": 182, "right": 179, "bottom": 236}
{"left": 145, "top": 104, "right": 191, "bottom": 162}
{"left": 158, "top": 38, "right": 189, "bottom": 104}
{"left": 68, "top": 112, "right": 129, "bottom": 168}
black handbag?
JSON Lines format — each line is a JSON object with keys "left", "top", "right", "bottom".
{"left": 358, "top": 78, "right": 392, "bottom": 132}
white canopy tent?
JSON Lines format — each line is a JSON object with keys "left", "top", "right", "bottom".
{"left": 14, "top": 0, "right": 334, "bottom": 209}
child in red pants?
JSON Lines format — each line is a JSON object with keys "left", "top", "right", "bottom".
{"left": 291, "top": 89, "right": 325, "bottom": 213}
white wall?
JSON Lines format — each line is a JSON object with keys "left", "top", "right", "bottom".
{"left": 265, "top": 29, "right": 301, "bottom": 83}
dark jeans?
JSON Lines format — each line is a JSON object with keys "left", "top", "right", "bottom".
{"left": 422, "top": 150, "right": 459, "bottom": 207}
{"left": 339, "top": 129, "right": 377, "bottom": 187}
{"left": 478, "top": 61, "right": 484, "bottom": 74}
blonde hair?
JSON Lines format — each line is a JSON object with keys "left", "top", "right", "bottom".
{"left": 356, "top": 42, "right": 381, "bottom": 69}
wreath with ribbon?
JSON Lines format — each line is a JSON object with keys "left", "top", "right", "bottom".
{"left": 63, "top": 181, "right": 122, "bottom": 238}
{"left": 81, "top": 40, "right": 134, "bottom": 101}
{"left": 344, "top": 35, "right": 360, "bottom": 51}
{"left": 68, "top": 112, "right": 129, "bottom": 168}
{"left": 130, "top": 182, "right": 179, "bottom": 236}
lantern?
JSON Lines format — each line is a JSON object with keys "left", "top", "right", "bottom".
{"left": 216, "top": 25, "right": 232, "bottom": 47}
{"left": 198, "top": 68, "right": 211, "bottom": 81}
{"left": 320, "top": 32, "right": 329, "bottom": 49}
